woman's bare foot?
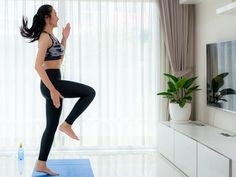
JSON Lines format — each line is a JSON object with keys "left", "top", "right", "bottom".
{"left": 59, "top": 121, "right": 79, "bottom": 140}
{"left": 36, "top": 160, "right": 59, "bottom": 176}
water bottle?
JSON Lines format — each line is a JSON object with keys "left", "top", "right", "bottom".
{"left": 18, "top": 143, "right": 24, "bottom": 160}
{"left": 18, "top": 158, "right": 24, "bottom": 175}
{"left": 18, "top": 143, "right": 24, "bottom": 175}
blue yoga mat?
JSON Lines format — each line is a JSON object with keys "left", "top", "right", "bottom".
{"left": 32, "top": 159, "right": 94, "bottom": 177}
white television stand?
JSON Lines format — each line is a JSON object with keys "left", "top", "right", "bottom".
{"left": 158, "top": 121, "right": 236, "bottom": 177}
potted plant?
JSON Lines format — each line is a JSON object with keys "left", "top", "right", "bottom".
{"left": 157, "top": 73, "right": 201, "bottom": 123}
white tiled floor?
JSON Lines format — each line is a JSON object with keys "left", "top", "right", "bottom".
{"left": 0, "top": 150, "right": 186, "bottom": 177}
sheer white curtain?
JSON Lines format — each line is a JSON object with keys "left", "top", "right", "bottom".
{"left": 0, "top": 0, "right": 159, "bottom": 151}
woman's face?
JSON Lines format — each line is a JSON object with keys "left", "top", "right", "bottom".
{"left": 49, "top": 9, "right": 59, "bottom": 27}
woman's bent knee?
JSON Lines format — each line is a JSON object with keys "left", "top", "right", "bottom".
{"left": 90, "top": 88, "right": 96, "bottom": 98}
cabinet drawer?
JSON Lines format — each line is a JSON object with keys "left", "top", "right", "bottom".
{"left": 198, "top": 143, "right": 231, "bottom": 177}
{"left": 174, "top": 131, "right": 197, "bottom": 177}
{"left": 158, "top": 123, "right": 174, "bottom": 162}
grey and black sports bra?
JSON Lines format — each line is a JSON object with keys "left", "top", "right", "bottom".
{"left": 42, "top": 31, "right": 65, "bottom": 61}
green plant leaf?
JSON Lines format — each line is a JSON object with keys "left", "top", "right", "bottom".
{"left": 219, "top": 88, "right": 236, "bottom": 96}
{"left": 219, "top": 98, "right": 228, "bottom": 102}
{"left": 183, "top": 96, "right": 192, "bottom": 101}
{"left": 179, "top": 100, "right": 186, "bottom": 108}
{"left": 164, "top": 73, "right": 178, "bottom": 83}
{"left": 211, "top": 73, "right": 228, "bottom": 93}
{"left": 168, "top": 81, "right": 176, "bottom": 92}
{"left": 217, "top": 72, "right": 229, "bottom": 79}
{"left": 157, "top": 92, "right": 173, "bottom": 96}
{"left": 212, "top": 78, "right": 223, "bottom": 93}
{"left": 170, "top": 99, "right": 177, "bottom": 103}
{"left": 185, "top": 85, "right": 200, "bottom": 95}
{"left": 183, "top": 76, "right": 198, "bottom": 89}
{"left": 176, "top": 77, "right": 188, "bottom": 89}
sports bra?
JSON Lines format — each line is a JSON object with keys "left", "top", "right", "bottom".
{"left": 42, "top": 31, "right": 65, "bottom": 61}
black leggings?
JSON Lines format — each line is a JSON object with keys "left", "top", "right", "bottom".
{"left": 38, "top": 69, "right": 96, "bottom": 161}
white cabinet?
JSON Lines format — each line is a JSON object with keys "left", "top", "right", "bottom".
{"left": 158, "top": 122, "right": 233, "bottom": 177}
{"left": 174, "top": 131, "right": 197, "bottom": 177}
{"left": 198, "top": 143, "right": 231, "bottom": 177}
{"left": 158, "top": 123, "right": 174, "bottom": 162}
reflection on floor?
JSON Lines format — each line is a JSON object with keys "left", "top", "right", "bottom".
{"left": 0, "top": 150, "right": 186, "bottom": 177}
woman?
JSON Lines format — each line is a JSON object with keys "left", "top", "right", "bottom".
{"left": 20, "top": 4, "right": 96, "bottom": 176}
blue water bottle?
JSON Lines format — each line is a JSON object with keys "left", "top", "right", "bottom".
{"left": 18, "top": 143, "right": 24, "bottom": 160}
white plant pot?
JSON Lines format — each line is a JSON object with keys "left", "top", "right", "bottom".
{"left": 169, "top": 103, "right": 191, "bottom": 123}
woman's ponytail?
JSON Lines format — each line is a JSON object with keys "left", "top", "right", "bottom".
{"left": 20, "top": 4, "right": 52, "bottom": 42}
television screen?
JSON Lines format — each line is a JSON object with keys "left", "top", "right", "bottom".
{"left": 207, "top": 40, "right": 236, "bottom": 113}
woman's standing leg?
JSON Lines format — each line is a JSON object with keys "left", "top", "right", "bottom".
{"left": 38, "top": 98, "right": 63, "bottom": 161}
{"left": 36, "top": 97, "right": 63, "bottom": 176}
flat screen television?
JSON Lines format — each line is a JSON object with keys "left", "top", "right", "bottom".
{"left": 207, "top": 40, "right": 236, "bottom": 113}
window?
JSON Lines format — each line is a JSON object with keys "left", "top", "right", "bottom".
{"left": 0, "top": 0, "right": 159, "bottom": 150}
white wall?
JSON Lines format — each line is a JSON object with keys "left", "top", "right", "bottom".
{"left": 195, "top": 0, "right": 236, "bottom": 133}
